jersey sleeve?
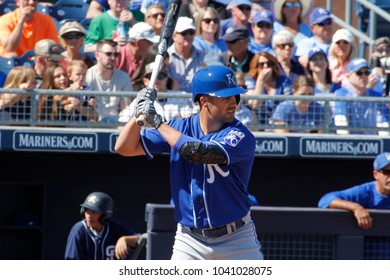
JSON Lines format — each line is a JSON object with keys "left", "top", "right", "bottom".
{"left": 64, "top": 222, "right": 87, "bottom": 260}
{"left": 318, "top": 183, "right": 372, "bottom": 208}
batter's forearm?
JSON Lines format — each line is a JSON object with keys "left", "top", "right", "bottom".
{"left": 115, "top": 117, "right": 145, "bottom": 156}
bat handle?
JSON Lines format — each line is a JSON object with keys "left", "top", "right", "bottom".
{"left": 136, "top": 55, "right": 165, "bottom": 127}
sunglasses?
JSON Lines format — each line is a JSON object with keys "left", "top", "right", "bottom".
{"left": 237, "top": 5, "right": 251, "bottom": 11}
{"left": 379, "top": 169, "right": 390, "bottom": 176}
{"left": 355, "top": 70, "right": 371, "bottom": 76}
{"left": 277, "top": 42, "right": 294, "bottom": 49}
{"left": 148, "top": 12, "right": 165, "bottom": 19}
{"left": 179, "top": 29, "right": 195, "bottom": 36}
{"left": 284, "top": 1, "right": 302, "bottom": 8}
{"left": 98, "top": 51, "right": 120, "bottom": 58}
{"left": 256, "top": 22, "right": 273, "bottom": 29}
{"left": 203, "top": 18, "right": 220, "bottom": 24}
{"left": 257, "top": 61, "right": 275, "bottom": 68}
{"left": 317, "top": 18, "right": 332, "bottom": 26}
{"left": 62, "top": 33, "right": 85, "bottom": 40}
{"left": 376, "top": 46, "right": 390, "bottom": 53}
{"left": 336, "top": 40, "right": 350, "bottom": 46}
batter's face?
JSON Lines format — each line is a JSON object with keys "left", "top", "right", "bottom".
{"left": 202, "top": 95, "right": 237, "bottom": 123}
{"left": 373, "top": 166, "right": 390, "bottom": 196}
{"left": 84, "top": 209, "right": 103, "bottom": 231}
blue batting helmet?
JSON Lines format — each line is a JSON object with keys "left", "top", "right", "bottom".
{"left": 192, "top": 65, "right": 247, "bottom": 103}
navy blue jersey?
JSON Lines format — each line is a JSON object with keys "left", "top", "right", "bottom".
{"left": 140, "top": 114, "right": 255, "bottom": 229}
{"left": 64, "top": 219, "right": 136, "bottom": 260}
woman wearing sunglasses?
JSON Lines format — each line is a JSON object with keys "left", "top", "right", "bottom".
{"left": 245, "top": 51, "right": 292, "bottom": 126}
{"left": 193, "top": 7, "right": 227, "bottom": 58}
{"left": 272, "top": 0, "right": 312, "bottom": 45}
{"left": 59, "top": 21, "right": 95, "bottom": 70}
{"left": 179, "top": 0, "right": 229, "bottom": 21}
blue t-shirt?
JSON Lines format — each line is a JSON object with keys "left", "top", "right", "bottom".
{"left": 248, "top": 37, "right": 276, "bottom": 55}
{"left": 334, "top": 87, "right": 388, "bottom": 135}
{"left": 318, "top": 181, "right": 390, "bottom": 209}
{"left": 273, "top": 21, "right": 312, "bottom": 45}
{"left": 271, "top": 99, "right": 326, "bottom": 133}
{"left": 193, "top": 36, "right": 227, "bottom": 54}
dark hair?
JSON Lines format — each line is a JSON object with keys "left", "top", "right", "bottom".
{"left": 96, "top": 39, "right": 117, "bottom": 51}
{"left": 281, "top": 0, "right": 303, "bottom": 24}
{"left": 305, "top": 52, "right": 332, "bottom": 84}
{"left": 293, "top": 75, "right": 315, "bottom": 92}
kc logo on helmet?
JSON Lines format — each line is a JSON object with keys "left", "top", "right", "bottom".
{"left": 226, "top": 73, "right": 237, "bottom": 86}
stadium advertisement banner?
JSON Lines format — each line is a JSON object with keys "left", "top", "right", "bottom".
{"left": 299, "top": 137, "right": 383, "bottom": 158}
{"left": 12, "top": 131, "right": 98, "bottom": 152}
{"left": 255, "top": 136, "right": 288, "bottom": 156}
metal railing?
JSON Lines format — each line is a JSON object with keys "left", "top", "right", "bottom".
{"left": 326, "top": 0, "right": 390, "bottom": 55}
{"left": 1, "top": 88, "right": 390, "bottom": 135}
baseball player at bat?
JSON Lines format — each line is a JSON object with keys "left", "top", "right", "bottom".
{"left": 115, "top": 65, "right": 264, "bottom": 260}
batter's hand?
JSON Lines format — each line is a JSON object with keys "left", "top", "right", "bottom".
{"left": 137, "top": 87, "right": 157, "bottom": 102}
{"left": 353, "top": 207, "right": 373, "bottom": 230}
{"left": 135, "top": 98, "right": 164, "bottom": 129}
{"left": 115, "top": 236, "right": 129, "bottom": 260}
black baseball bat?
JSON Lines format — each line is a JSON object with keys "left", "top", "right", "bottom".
{"left": 136, "top": 0, "right": 182, "bottom": 127}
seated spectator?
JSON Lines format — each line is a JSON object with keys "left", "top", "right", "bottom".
{"left": 144, "top": 4, "right": 165, "bottom": 36}
{"left": 329, "top": 29, "right": 356, "bottom": 88}
{"left": 180, "top": 0, "right": 229, "bottom": 22}
{"left": 33, "top": 39, "right": 65, "bottom": 88}
{"left": 296, "top": 7, "right": 333, "bottom": 67}
{"left": 318, "top": 152, "right": 390, "bottom": 230}
{"left": 86, "top": 40, "right": 132, "bottom": 123}
{"left": 193, "top": 7, "right": 227, "bottom": 57}
{"left": 272, "top": 75, "right": 326, "bottom": 133}
{"left": 248, "top": 9, "right": 276, "bottom": 55}
{"left": 116, "top": 22, "right": 159, "bottom": 79}
{"left": 0, "top": 0, "right": 59, "bottom": 57}
{"left": 271, "top": 0, "right": 312, "bottom": 46}
{"left": 65, "top": 191, "right": 140, "bottom": 260}
{"left": 59, "top": 21, "right": 95, "bottom": 70}
{"left": 245, "top": 51, "right": 292, "bottom": 125}
{"left": 0, "top": 66, "right": 37, "bottom": 121}
{"left": 63, "top": 60, "right": 98, "bottom": 122}
{"left": 86, "top": 0, "right": 144, "bottom": 22}
{"left": 272, "top": 30, "right": 305, "bottom": 83}
{"left": 334, "top": 58, "right": 389, "bottom": 135}
{"left": 84, "top": 0, "right": 137, "bottom": 52}
{"left": 39, "top": 63, "right": 69, "bottom": 121}
{"left": 235, "top": 72, "right": 257, "bottom": 126}
{"left": 221, "top": 0, "right": 253, "bottom": 38}
{"left": 369, "top": 36, "right": 390, "bottom": 96}
{"left": 119, "top": 62, "right": 198, "bottom": 123}
{"left": 306, "top": 48, "right": 341, "bottom": 95}
{"left": 168, "top": 17, "right": 205, "bottom": 93}
{"left": 222, "top": 24, "right": 255, "bottom": 74}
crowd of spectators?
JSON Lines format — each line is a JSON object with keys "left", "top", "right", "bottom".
{"left": 0, "top": 0, "right": 389, "bottom": 135}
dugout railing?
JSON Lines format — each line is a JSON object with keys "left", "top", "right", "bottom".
{"left": 1, "top": 88, "right": 390, "bottom": 134}
{"left": 145, "top": 203, "right": 390, "bottom": 260}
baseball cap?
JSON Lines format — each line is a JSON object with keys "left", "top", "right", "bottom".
{"left": 252, "top": 9, "right": 274, "bottom": 25}
{"left": 308, "top": 48, "right": 327, "bottom": 61}
{"left": 346, "top": 58, "right": 369, "bottom": 73}
{"left": 222, "top": 25, "right": 249, "bottom": 43}
{"left": 332, "top": 29, "right": 354, "bottom": 44}
{"left": 144, "top": 62, "right": 167, "bottom": 77}
{"left": 129, "top": 22, "right": 159, "bottom": 43}
{"left": 175, "top": 17, "right": 195, "bottom": 33}
{"left": 227, "top": 0, "right": 253, "bottom": 9}
{"left": 373, "top": 152, "right": 390, "bottom": 171}
{"left": 309, "top": 7, "right": 331, "bottom": 25}
{"left": 59, "top": 21, "right": 86, "bottom": 37}
{"left": 34, "top": 39, "right": 65, "bottom": 61}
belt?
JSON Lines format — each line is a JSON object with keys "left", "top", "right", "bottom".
{"left": 186, "top": 218, "right": 245, "bottom": 238}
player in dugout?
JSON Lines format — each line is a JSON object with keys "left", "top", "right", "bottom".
{"left": 115, "top": 65, "right": 264, "bottom": 260}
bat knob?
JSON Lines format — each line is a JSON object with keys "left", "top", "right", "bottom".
{"left": 136, "top": 119, "right": 145, "bottom": 127}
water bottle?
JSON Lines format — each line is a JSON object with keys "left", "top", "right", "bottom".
{"left": 117, "top": 21, "right": 127, "bottom": 42}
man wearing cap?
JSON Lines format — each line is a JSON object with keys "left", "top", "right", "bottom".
{"left": 116, "top": 22, "right": 159, "bottom": 78}
{"left": 223, "top": 24, "right": 255, "bottom": 74}
{"left": 33, "top": 39, "right": 65, "bottom": 87}
{"left": 168, "top": 17, "right": 205, "bottom": 93}
{"left": 319, "top": 152, "right": 390, "bottom": 230}
{"left": 296, "top": 7, "right": 333, "bottom": 67}
{"left": 0, "top": 0, "right": 59, "bottom": 57}
{"left": 333, "top": 58, "right": 389, "bottom": 135}
{"left": 58, "top": 21, "right": 95, "bottom": 69}
{"left": 248, "top": 9, "right": 275, "bottom": 55}
{"left": 221, "top": 0, "right": 253, "bottom": 38}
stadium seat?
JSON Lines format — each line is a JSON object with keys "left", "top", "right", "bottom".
{"left": 38, "top": 0, "right": 89, "bottom": 22}
{"left": 0, "top": 50, "right": 35, "bottom": 75}
{"left": 0, "top": 0, "right": 17, "bottom": 16}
